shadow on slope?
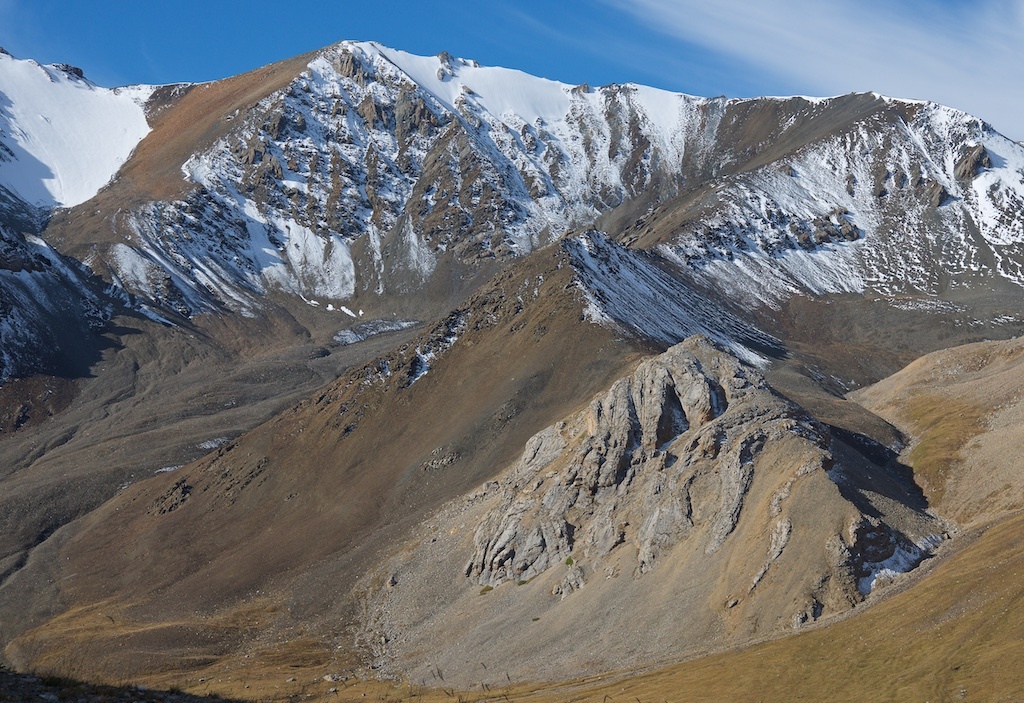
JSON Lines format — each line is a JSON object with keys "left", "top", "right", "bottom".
{"left": 0, "top": 245, "right": 641, "bottom": 683}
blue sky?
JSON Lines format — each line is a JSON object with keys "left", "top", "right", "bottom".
{"left": 2, "top": 0, "right": 1022, "bottom": 139}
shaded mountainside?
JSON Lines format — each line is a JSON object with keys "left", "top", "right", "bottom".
{"left": 0, "top": 220, "right": 111, "bottom": 381}
{"left": 0, "top": 667, "right": 242, "bottom": 703}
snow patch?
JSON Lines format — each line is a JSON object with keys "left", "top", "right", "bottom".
{"left": 858, "top": 533, "right": 944, "bottom": 595}
{"left": 404, "top": 313, "right": 466, "bottom": 386}
{"left": 196, "top": 437, "right": 230, "bottom": 451}
{"left": 886, "top": 297, "right": 966, "bottom": 314}
{"left": 334, "top": 319, "right": 418, "bottom": 345}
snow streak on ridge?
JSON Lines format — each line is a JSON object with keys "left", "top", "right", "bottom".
{"left": 565, "top": 231, "right": 780, "bottom": 365}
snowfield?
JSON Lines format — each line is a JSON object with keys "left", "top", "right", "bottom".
{"left": 0, "top": 50, "right": 153, "bottom": 208}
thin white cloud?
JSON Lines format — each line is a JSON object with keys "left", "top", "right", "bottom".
{"left": 497, "top": 6, "right": 716, "bottom": 89}
{"left": 603, "top": 0, "right": 1024, "bottom": 139}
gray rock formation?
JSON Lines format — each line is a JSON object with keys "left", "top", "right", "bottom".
{"left": 360, "top": 337, "right": 945, "bottom": 686}
{"left": 464, "top": 336, "right": 839, "bottom": 587}
{"left": 955, "top": 143, "right": 992, "bottom": 181}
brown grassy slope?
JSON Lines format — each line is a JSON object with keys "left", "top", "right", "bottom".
{"left": 0, "top": 303, "right": 425, "bottom": 655}
{"left": 151, "top": 336, "right": 1024, "bottom": 703}
{"left": 3, "top": 246, "right": 642, "bottom": 683}
{"left": 0, "top": 667, "right": 245, "bottom": 703}
{"left": 128, "top": 54, "right": 313, "bottom": 201}
{"left": 25, "top": 509, "right": 1023, "bottom": 703}
{"left": 852, "top": 336, "right": 1024, "bottom": 523}
{"left": 523, "top": 509, "right": 1024, "bottom": 703}
{"left": 11, "top": 330, "right": 1024, "bottom": 703}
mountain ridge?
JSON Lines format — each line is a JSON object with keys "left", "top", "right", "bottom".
{"left": 3, "top": 40, "right": 1023, "bottom": 352}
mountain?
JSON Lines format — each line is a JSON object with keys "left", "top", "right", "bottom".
{"left": 25, "top": 42, "right": 1024, "bottom": 323}
{"left": 0, "top": 49, "right": 151, "bottom": 382}
{"left": 4, "top": 41, "right": 1024, "bottom": 372}
{"left": 361, "top": 336, "right": 941, "bottom": 685}
{"left": 1, "top": 40, "right": 1024, "bottom": 700}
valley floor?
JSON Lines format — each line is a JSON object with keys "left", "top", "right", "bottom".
{"left": 100, "top": 507, "right": 1023, "bottom": 703}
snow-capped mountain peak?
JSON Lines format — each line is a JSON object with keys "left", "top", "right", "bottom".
{"left": 356, "top": 41, "right": 574, "bottom": 125}
{"left": 0, "top": 50, "right": 154, "bottom": 208}
{"left": 7, "top": 40, "right": 1024, "bottom": 343}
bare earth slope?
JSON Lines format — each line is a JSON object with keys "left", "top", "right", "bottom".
{"left": 359, "top": 336, "right": 940, "bottom": 686}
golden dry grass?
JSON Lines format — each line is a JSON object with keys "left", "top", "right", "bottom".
{"left": 902, "top": 394, "right": 987, "bottom": 503}
{"left": 166, "top": 509, "right": 1024, "bottom": 703}
{"left": 561, "top": 511, "right": 1024, "bottom": 703}
{"left": 852, "top": 337, "right": 1024, "bottom": 522}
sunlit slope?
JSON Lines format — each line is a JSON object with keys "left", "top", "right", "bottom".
{"left": 548, "top": 509, "right": 1024, "bottom": 703}
{"left": 854, "top": 336, "right": 1024, "bottom": 524}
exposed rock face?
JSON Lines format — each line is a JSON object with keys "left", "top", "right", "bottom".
{"left": 955, "top": 144, "right": 992, "bottom": 181}
{"left": 462, "top": 337, "right": 927, "bottom": 592}
{"left": 360, "top": 337, "right": 944, "bottom": 686}
{"left": 465, "top": 339, "right": 754, "bottom": 587}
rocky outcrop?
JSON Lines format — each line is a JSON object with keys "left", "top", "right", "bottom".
{"left": 463, "top": 336, "right": 935, "bottom": 596}
{"left": 360, "top": 336, "right": 945, "bottom": 686}
{"left": 925, "top": 180, "right": 950, "bottom": 207}
{"left": 955, "top": 143, "right": 992, "bottom": 181}
{"left": 464, "top": 338, "right": 752, "bottom": 587}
